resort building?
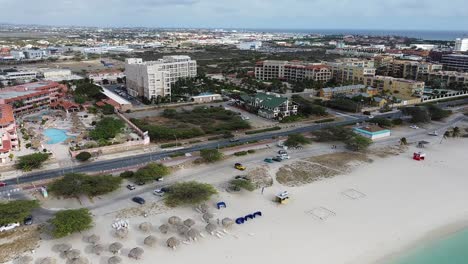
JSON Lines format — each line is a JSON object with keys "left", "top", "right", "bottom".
{"left": 99, "top": 87, "right": 133, "bottom": 112}
{"left": 378, "top": 59, "right": 443, "bottom": 80}
{"left": 239, "top": 92, "right": 298, "bottom": 120}
{"left": 325, "top": 59, "right": 376, "bottom": 84}
{"left": 87, "top": 70, "right": 125, "bottom": 85}
{"left": 0, "top": 68, "right": 38, "bottom": 83}
{"left": 454, "top": 38, "right": 468, "bottom": 52}
{"left": 125, "top": 56, "right": 197, "bottom": 100}
{"left": 255, "top": 60, "right": 332, "bottom": 82}
{"left": 0, "top": 81, "right": 67, "bottom": 115}
{"left": 0, "top": 104, "right": 18, "bottom": 163}
{"left": 422, "top": 71, "right": 468, "bottom": 86}
{"left": 363, "top": 76, "right": 425, "bottom": 96}
{"left": 353, "top": 124, "right": 391, "bottom": 140}
{"left": 319, "top": 84, "right": 376, "bottom": 99}
{"left": 189, "top": 93, "right": 223, "bottom": 103}
{"left": 441, "top": 54, "right": 468, "bottom": 72}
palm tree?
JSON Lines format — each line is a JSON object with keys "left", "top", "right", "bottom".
{"left": 452, "top": 127, "right": 461, "bottom": 137}
{"left": 400, "top": 137, "right": 408, "bottom": 146}
{"left": 443, "top": 131, "right": 451, "bottom": 139}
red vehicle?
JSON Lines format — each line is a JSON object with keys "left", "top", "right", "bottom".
{"left": 0, "top": 182, "right": 7, "bottom": 187}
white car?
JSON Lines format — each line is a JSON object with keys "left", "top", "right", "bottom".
{"left": 368, "top": 115, "right": 374, "bottom": 119}
{"left": 278, "top": 154, "right": 290, "bottom": 160}
{"left": 0, "top": 222, "right": 20, "bottom": 232}
{"left": 153, "top": 189, "right": 164, "bottom": 196}
{"left": 410, "top": 125, "right": 420, "bottom": 129}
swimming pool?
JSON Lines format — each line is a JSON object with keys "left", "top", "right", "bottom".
{"left": 43, "top": 128, "right": 70, "bottom": 144}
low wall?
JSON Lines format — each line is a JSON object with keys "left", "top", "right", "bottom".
{"left": 421, "top": 91, "right": 468, "bottom": 103}
{"left": 69, "top": 139, "right": 147, "bottom": 158}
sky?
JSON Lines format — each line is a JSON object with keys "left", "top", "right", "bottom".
{"left": 1, "top": 0, "right": 468, "bottom": 30}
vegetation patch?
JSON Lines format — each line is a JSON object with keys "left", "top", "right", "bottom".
{"left": 0, "top": 200, "right": 39, "bottom": 226}
{"left": 15, "top": 152, "right": 50, "bottom": 171}
{"left": 245, "top": 126, "right": 281, "bottom": 135}
{"left": 89, "top": 117, "right": 125, "bottom": 140}
{"left": 50, "top": 209, "right": 93, "bottom": 238}
{"left": 48, "top": 173, "right": 122, "bottom": 197}
{"left": 165, "top": 181, "right": 218, "bottom": 207}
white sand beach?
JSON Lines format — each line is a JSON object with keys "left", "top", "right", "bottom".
{"left": 13, "top": 137, "right": 468, "bottom": 264}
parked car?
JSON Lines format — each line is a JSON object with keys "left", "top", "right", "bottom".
{"left": 235, "top": 175, "right": 249, "bottom": 180}
{"left": 229, "top": 138, "right": 240, "bottom": 142}
{"left": 278, "top": 154, "right": 290, "bottom": 159}
{"left": 153, "top": 189, "right": 165, "bottom": 197}
{"left": 428, "top": 131, "right": 439, "bottom": 136}
{"left": 137, "top": 181, "right": 146, "bottom": 186}
{"left": 278, "top": 150, "right": 288, "bottom": 155}
{"left": 160, "top": 187, "right": 171, "bottom": 193}
{"left": 23, "top": 215, "right": 33, "bottom": 225}
{"left": 264, "top": 158, "right": 274, "bottom": 163}
{"left": 0, "top": 181, "right": 7, "bottom": 187}
{"left": 368, "top": 115, "right": 374, "bottom": 119}
{"left": 126, "top": 184, "right": 136, "bottom": 190}
{"left": 410, "top": 125, "right": 420, "bottom": 129}
{"left": 234, "top": 163, "right": 246, "bottom": 171}
{"left": 272, "top": 157, "right": 283, "bottom": 162}
{"left": 0, "top": 222, "right": 20, "bottom": 232}
{"left": 132, "top": 197, "right": 146, "bottom": 205}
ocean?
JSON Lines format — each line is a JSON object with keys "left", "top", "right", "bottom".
{"left": 244, "top": 29, "right": 468, "bottom": 41}
{"left": 389, "top": 228, "right": 468, "bottom": 264}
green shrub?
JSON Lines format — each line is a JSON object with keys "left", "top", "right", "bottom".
{"left": 392, "top": 118, "right": 403, "bottom": 126}
{"left": 229, "top": 179, "right": 255, "bottom": 192}
{"left": 51, "top": 209, "right": 93, "bottom": 238}
{"left": 134, "top": 163, "right": 170, "bottom": 183}
{"left": 169, "top": 152, "right": 185, "bottom": 158}
{"left": 314, "top": 118, "right": 335, "bottom": 123}
{"left": 234, "top": 151, "right": 248, "bottom": 156}
{"left": 160, "top": 143, "right": 183, "bottom": 149}
{"left": 15, "top": 153, "right": 50, "bottom": 171}
{"left": 0, "top": 200, "right": 39, "bottom": 226}
{"left": 165, "top": 181, "right": 218, "bottom": 207}
{"left": 119, "top": 171, "right": 135, "bottom": 178}
{"left": 247, "top": 149, "right": 256, "bottom": 154}
{"left": 89, "top": 117, "right": 125, "bottom": 140}
{"left": 245, "top": 126, "right": 281, "bottom": 135}
{"left": 49, "top": 173, "right": 123, "bottom": 197}
{"left": 285, "top": 134, "right": 311, "bottom": 147}
{"left": 200, "top": 149, "right": 223, "bottom": 162}
{"left": 76, "top": 152, "right": 92, "bottom": 162}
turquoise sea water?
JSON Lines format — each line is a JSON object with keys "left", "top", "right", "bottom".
{"left": 390, "top": 228, "right": 468, "bottom": 264}
{"left": 44, "top": 128, "right": 69, "bottom": 144}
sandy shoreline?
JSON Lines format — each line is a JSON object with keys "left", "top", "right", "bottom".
{"left": 6, "top": 135, "right": 468, "bottom": 264}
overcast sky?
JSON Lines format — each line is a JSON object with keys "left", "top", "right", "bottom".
{"left": 1, "top": 0, "right": 467, "bottom": 30}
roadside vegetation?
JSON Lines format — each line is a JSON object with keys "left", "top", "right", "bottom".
{"left": 131, "top": 107, "right": 250, "bottom": 142}
{"left": 312, "top": 127, "right": 372, "bottom": 151}
{"left": 72, "top": 79, "right": 104, "bottom": 103}
{"left": 89, "top": 117, "right": 125, "bottom": 140}
{"left": 165, "top": 181, "right": 218, "bottom": 207}
{"left": 48, "top": 173, "right": 122, "bottom": 197}
{"left": 291, "top": 95, "right": 327, "bottom": 117}
{"left": 75, "top": 151, "right": 92, "bottom": 162}
{"left": 133, "top": 163, "right": 170, "bottom": 184}
{"left": 245, "top": 126, "right": 281, "bottom": 135}
{"left": 50, "top": 209, "right": 93, "bottom": 238}
{"left": 228, "top": 179, "right": 255, "bottom": 192}
{"left": 284, "top": 134, "right": 312, "bottom": 147}
{"left": 199, "top": 149, "right": 223, "bottom": 163}
{"left": 402, "top": 105, "right": 451, "bottom": 123}
{"left": 0, "top": 200, "right": 39, "bottom": 226}
{"left": 15, "top": 153, "right": 50, "bottom": 171}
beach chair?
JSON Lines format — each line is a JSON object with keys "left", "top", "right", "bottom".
{"left": 235, "top": 217, "right": 245, "bottom": 225}
{"left": 244, "top": 214, "right": 254, "bottom": 221}
{"left": 217, "top": 202, "right": 227, "bottom": 209}
{"left": 253, "top": 211, "right": 262, "bottom": 217}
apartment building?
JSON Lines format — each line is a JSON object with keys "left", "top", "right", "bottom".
{"left": 88, "top": 70, "right": 125, "bottom": 85}
{"left": 239, "top": 92, "right": 298, "bottom": 120}
{"left": 441, "top": 54, "right": 468, "bottom": 72}
{"left": 0, "top": 81, "right": 67, "bottom": 115}
{"left": 422, "top": 71, "right": 468, "bottom": 86}
{"left": 379, "top": 59, "right": 443, "bottom": 80}
{"left": 0, "top": 68, "right": 38, "bottom": 83}
{"left": 325, "top": 58, "right": 376, "bottom": 84}
{"left": 364, "top": 76, "right": 425, "bottom": 96}
{"left": 319, "top": 84, "right": 377, "bottom": 99}
{"left": 255, "top": 60, "right": 332, "bottom": 82}
{"left": 0, "top": 104, "right": 19, "bottom": 163}
{"left": 125, "top": 56, "right": 197, "bottom": 100}
{"left": 454, "top": 38, "right": 468, "bottom": 52}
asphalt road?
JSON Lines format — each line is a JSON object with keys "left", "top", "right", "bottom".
{"left": 2, "top": 111, "right": 403, "bottom": 187}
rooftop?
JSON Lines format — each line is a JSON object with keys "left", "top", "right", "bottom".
{"left": 101, "top": 87, "right": 131, "bottom": 105}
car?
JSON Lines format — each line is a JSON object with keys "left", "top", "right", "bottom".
{"left": 137, "top": 181, "right": 146, "bottom": 186}
{"left": 153, "top": 189, "right": 165, "bottom": 196}
{"left": 0, "top": 222, "right": 20, "bottom": 232}
{"left": 235, "top": 175, "right": 249, "bottom": 180}
{"left": 132, "top": 197, "right": 146, "bottom": 205}
{"left": 229, "top": 138, "right": 240, "bottom": 142}
{"left": 278, "top": 150, "right": 288, "bottom": 155}
{"left": 126, "top": 184, "right": 136, "bottom": 190}
{"left": 0, "top": 182, "right": 6, "bottom": 187}
{"left": 160, "top": 187, "right": 171, "bottom": 193}
{"left": 368, "top": 115, "right": 374, "bottom": 119}
{"left": 279, "top": 154, "right": 290, "bottom": 159}
{"left": 410, "top": 125, "right": 420, "bottom": 129}
{"left": 272, "top": 157, "right": 283, "bottom": 162}
{"left": 234, "top": 163, "right": 246, "bottom": 170}
{"left": 363, "top": 111, "right": 371, "bottom": 115}
{"left": 264, "top": 158, "right": 274, "bottom": 163}
{"left": 23, "top": 216, "right": 33, "bottom": 225}
{"left": 428, "top": 131, "right": 439, "bottom": 136}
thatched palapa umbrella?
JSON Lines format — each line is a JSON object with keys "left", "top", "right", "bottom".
{"left": 185, "top": 228, "right": 201, "bottom": 240}
{"left": 139, "top": 222, "right": 152, "bottom": 233}
{"left": 108, "top": 242, "right": 123, "bottom": 254}
{"left": 166, "top": 237, "right": 180, "bottom": 249}
{"left": 128, "top": 247, "right": 144, "bottom": 260}
{"left": 144, "top": 235, "right": 157, "bottom": 247}
{"left": 176, "top": 224, "right": 190, "bottom": 235}
{"left": 183, "top": 218, "right": 195, "bottom": 227}
{"left": 92, "top": 244, "right": 105, "bottom": 255}
{"left": 15, "top": 255, "right": 33, "bottom": 264}
{"left": 107, "top": 256, "right": 122, "bottom": 264}
{"left": 199, "top": 203, "right": 209, "bottom": 213}
{"left": 115, "top": 228, "right": 128, "bottom": 239}
{"left": 65, "top": 249, "right": 81, "bottom": 260}
{"left": 222, "top": 217, "right": 234, "bottom": 228}
{"left": 205, "top": 223, "right": 217, "bottom": 234}
{"left": 54, "top": 243, "right": 72, "bottom": 253}
{"left": 68, "top": 257, "right": 89, "bottom": 264}
{"left": 39, "top": 257, "right": 57, "bottom": 264}
{"left": 168, "top": 216, "right": 182, "bottom": 225}
{"left": 159, "top": 224, "right": 169, "bottom": 234}
{"left": 202, "top": 212, "right": 214, "bottom": 222}
{"left": 87, "top": 234, "right": 100, "bottom": 244}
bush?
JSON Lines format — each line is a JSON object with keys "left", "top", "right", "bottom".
{"left": 89, "top": 117, "right": 125, "bottom": 140}
{"left": 312, "top": 127, "right": 353, "bottom": 142}
{"left": 25, "top": 143, "right": 32, "bottom": 148}
{"left": 402, "top": 107, "right": 431, "bottom": 123}
{"left": 76, "top": 152, "right": 92, "bottom": 162}
{"left": 245, "top": 126, "right": 281, "bottom": 135}
{"left": 345, "top": 134, "right": 373, "bottom": 151}
{"left": 119, "top": 171, "right": 135, "bottom": 178}
{"left": 51, "top": 209, "right": 93, "bottom": 238}
{"left": 247, "top": 149, "right": 256, "bottom": 154}
{"left": 160, "top": 143, "right": 183, "bottom": 149}
{"left": 102, "top": 104, "right": 115, "bottom": 115}
{"left": 165, "top": 181, "right": 218, "bottom": 207}
{"left": 425, "top": 104, "right": 452, "bottom": 121}
{"left": 326, "top": 98, "right": 360, "bottom": 112}
{"left": 0, "top": 200, "right": 39, "bottom": 226}
{"left": 285, "top": 134, "right": 311, "bottom": 147}
{"left": 169, "top": 152, "right": 185, "bottom": 158}
{"left": 134, "top": 163, "right": 170, "bottom": 184}
{"left": 314, "top": 118, "right": 335, "bottom": 124}
{"left": 392, "top": 118, "right": 403, "bottom": 126}
{"left": 371, "top": 118, "right": 393, "bottom": 128}
{"left": 15, "top": 153, "right": 50, "bottom": 171}
{"left": 234, "top": 151, "right": 248, "bottom": 156}
{"left": 49, "top": 173, "right": 122, "bottom": 197}
{"left": 280, "top": 115, "right": 303, "bottom": 123}
{"left": 229, "top": 179, "right": 255, "bottom": 192}
{"left": 200, "top": 149, "right": 223, "bottom": 162}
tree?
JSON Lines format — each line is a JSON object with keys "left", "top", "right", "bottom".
{"left": 425, "top": 104, "right": 451, "bottom": 121}
{"left": 400, "top": 137, "right": 408, "bottom": 146}
{"left": 15, "top": 153, "right": 50, "bottom": 171}
{"left": 285, "top": 134, "right": 311, "bottom": 147}
{"left": 89, "top": 117, "right": 125, "bottom": 140}
{"left": 443, "top": 130, "right": 451, "bottom": 139}
{"left": 402, "top": 107, "right": 431, "bottom": 123}
{"left": 48, "top": 173, "right": 122, "bottom": 197}
{"left": 452, "top": 127, "right": 461, "bottom": 137}
{"left": 50, "top": 209, "right": 93, "bottom": 238}
{"left": 229, "top": 179, "right": 255, "bottom": 192}
{"left": 102, "top": 104, "right": 115, "bottom": 115}
{"left": 134, "top": 163, "right": 170, "bottom": 184}
{"left": 345, "top": 134, "right": 372, "bottom": 151}
{"left": 8, "top": 153, "right": 14, "bottom": 161}
{"left": 76, "top": 152, "right": 92, "bottom": 162}
{"left": 0, "top": 200, "right": 39, "bottom": 226}
{"left": 119, "top": 171, "right": 135, "bottom": 178}
{"left": 200, "top": 149, "right": 223, "bottom": 163}
{"left": 165, "top": 181, "right": 218, "bottom": 207}
{"left": 371, "top": 118, "right": 393, "bottom": 128}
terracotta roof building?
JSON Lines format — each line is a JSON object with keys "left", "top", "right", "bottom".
{"left": 0, "top": 104, "right": 18, "bottom": 163}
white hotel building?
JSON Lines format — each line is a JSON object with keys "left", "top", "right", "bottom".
{"left": 125, "top": 56, "right": 197, "bottom": 100}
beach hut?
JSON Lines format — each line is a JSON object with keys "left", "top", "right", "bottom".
{"left": 115, "top": 228, "right": 128, "bottom": 239}
{"left": 54, "top": 243, "right": 72, "bottom": 253}
{"left": 202, "top": 212, "right": 214, "bottom": 223}
{"left": 65, "top": 249, "right": 81, "bottom": 260}
{"left": 87, "top": 234, "right": 100, "bottom": 244}
{"left": 128, "top": 247, "right": 144, "bottom": 260}
{"left": 69, "top": 257, "right": 89, "bottom": 264}
{"left": 205, "top": 223, "right": 217, "bottom": 234}
{"left": 139, "top": 222, "right": 152, "bottom": 233}
{"left": 275, "top": 191, "right": 290, "bottom": 204}
{"left": 176, "top": 224, "right": 190, "bottom": 235}
{"left": 92, "top": 244, "right": 105, "bottom": 255}
{"left": 144, "top": 235, "right": 157, "bottom": 247}
{"left": 166, "top": 237, "right": 180, "bottom": 249}
{"left": 183, "top": 218, "right": 196, "bottom": 228}
{"left": 168, "top": 216, "right": 182, "bottom": 225}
